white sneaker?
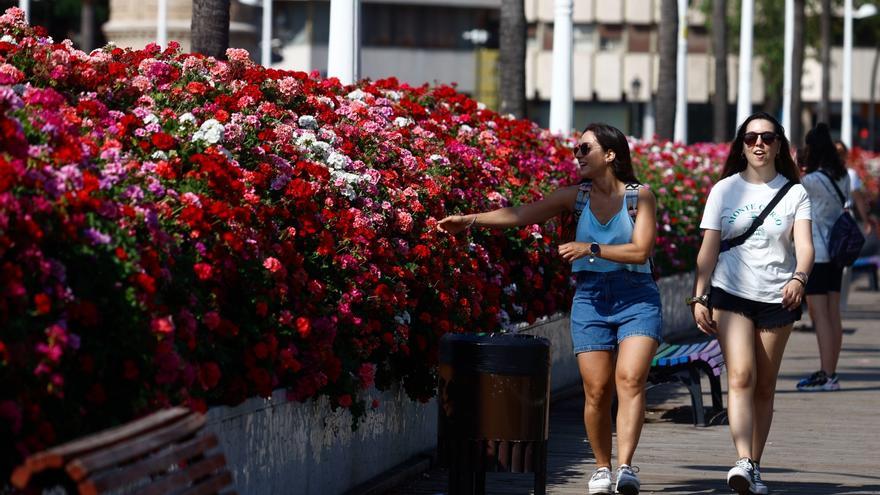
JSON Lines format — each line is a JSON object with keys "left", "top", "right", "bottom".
{"left": 753, "top": 463, "right": 769, "bottom": 494}
{"left": 615, "top": 464, "right": 641, "bottom": 495}
{"left": 727, "top": 457, "right": 757, "bottom": 494}
{"left": 588, "top": 467, "right": 613, "bottom": 494}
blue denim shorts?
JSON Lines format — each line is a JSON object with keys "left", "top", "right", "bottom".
{"left": 570, "top": 270, "right": 663, "bottom": 354}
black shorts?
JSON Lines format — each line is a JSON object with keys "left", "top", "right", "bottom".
{"left": 805, "top": 262, "right": 844, "bottom": 295}
{"left": 709, "top": 286, "right": 802, "bottom": 329}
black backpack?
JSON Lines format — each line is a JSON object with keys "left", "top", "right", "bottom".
{"left": 818, "top": 170, "right": 866, "bottom": 267}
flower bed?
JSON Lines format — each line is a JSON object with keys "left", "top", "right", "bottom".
{"left": 2, "top": 7, "right": 878, "bottom": 475}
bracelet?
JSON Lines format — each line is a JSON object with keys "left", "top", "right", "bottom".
{"left": 685, "top": 294, "right": 709, "bottom": 307}
{"left": 793, "top": 271, "right": 808, "bottom": 284}
{"left": 466, "top": 215, "right": 477, "bottom": 229}
{"left": 790, "top": 276, "right": 805, "bottom": 286}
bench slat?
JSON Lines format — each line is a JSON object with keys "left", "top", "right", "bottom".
{"left": 130, "top": 454, "right": 229, "bottom": 495}
{"left": 67, "top": 412, "right": 206, "bottom": 481}
{"left": 663, "top": 342, "right": 706, "bottom": 366}
{"left": 651, "top": 344, "right": 680, "bottom": 366}
{"left": 11, "top": 407, "right": 192, "bottom": 489}
{"left": 176, "top": 469, "right": 234, "bottom": 495}
{"left": 78, "top": 433, "right": 219, "bottom": 495}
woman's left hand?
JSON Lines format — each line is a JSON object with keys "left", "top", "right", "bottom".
{"left": 558, "top": 242, "right": 590, "bottom": 263}
{"left": 781, "top": 278, "right": 806, "bottom": 311}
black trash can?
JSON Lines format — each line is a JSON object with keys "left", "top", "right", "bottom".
{"left": 437, "top": 332, "right": 551, "bottom": 495}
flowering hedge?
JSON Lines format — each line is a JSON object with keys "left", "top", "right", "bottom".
{"left": 2, "top": 7, "right": 878, "bottom": 475}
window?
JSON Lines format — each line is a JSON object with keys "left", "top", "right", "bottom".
{"left": 573, "top": 24, "right": 596, "bottom": 51}
{"left": 599, "top": 24, "right": 623, "bottom": 52}
{"left": 627, "top": 25, "right": 651, "bottom": 53}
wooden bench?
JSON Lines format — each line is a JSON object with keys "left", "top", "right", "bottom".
{"left": 852, "top": 255, "right": 880, "bottom": 291}
{"left": 10, "top": 407, "right": 235, "bottom": 495}
{"left": 647, "top": 338, "right": 725, "bottom": 427}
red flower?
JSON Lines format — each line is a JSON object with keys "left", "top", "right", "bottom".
{"left": 199, "top": 362, "right": 222, "bottom": 390}
{"left": 337, "top": 394, "right": 353, "bottom": 408}
{"left": 34, "top": 293, "right": 51, "bottom": 315}
{"left": 193, "top": 262, "right": 213, "bottom": 280}
{"left": 151, "top": 132, "right": 176, "bottom": 150}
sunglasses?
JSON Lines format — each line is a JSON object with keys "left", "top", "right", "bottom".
{"left": 743, "top": 131, "right": 778, "bottom": 147}
{"left": 574, "top": 142, "right": 592, "bottom": 156}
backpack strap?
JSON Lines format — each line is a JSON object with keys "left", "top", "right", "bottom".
{"left": 572, "top": 180, "right": 592, "bottom": 223}
{"left": 624, "top": 183, "right": 641, "bottom": 219}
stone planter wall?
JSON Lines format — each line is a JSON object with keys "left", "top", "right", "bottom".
{"left": 205, "top": 271, "right": 696, "bottom": 494}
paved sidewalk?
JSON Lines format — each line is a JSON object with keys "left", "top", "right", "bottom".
{"left": 387, "top": 276, "right": 880, "bottom": 494}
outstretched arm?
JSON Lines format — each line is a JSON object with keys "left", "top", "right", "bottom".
{"left": 692, "top": 229, "right": 721, "bottom": 335}
{"left": 437, "top": 185, "right": 579, "bottom": 234}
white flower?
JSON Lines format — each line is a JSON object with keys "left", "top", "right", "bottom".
{"left": 178, "top": 112, "right": 197, "bottom": 125}
{"left": 503, "top": 283, "right": 518, "bottom": 296}
{"left": 477, "top": 102, "right": 486, "bottom": 110}
{"left": 0, "top": 35, "right": 17, "bottom": 44}
{"left": 383, "top": 90, "right": 402, "bottom": 101}
{"left": 393, "top": 116, "right": 412, "bottom": 128}
{"left": 429, "top": 154, "right": 443, "bottom": 162}
{"left": 294, "top": 131, "right": 316, "bottom": 148}
{"left": 151, "top": 151, "right": 168, "bottom": 160}
{"left": 394, "top": 311, "right": 411, "bottom": 325}
{"left": 142, "top": 113, "right": 159, "bottom": 126}
{"left": 191, "top": 118, "right": 224, "bottom": 144}
{"left": 346, "top": 89, "right": 367, "bottom": 101}
{"left": 310, "top": 140, "right": 331, "bottom": 159}
{"left": 326, "top": 151, "right": 349, "bottom": 170}
{"left": 298, "top": 115, "right": 318, "bottom": 130}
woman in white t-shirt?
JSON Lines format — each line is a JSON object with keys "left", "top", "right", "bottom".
{"left": 797, "top": 124, "right": 850, "bottom": 392}
{"left": 690, "top": 112, "right": 814, "bottom": 495}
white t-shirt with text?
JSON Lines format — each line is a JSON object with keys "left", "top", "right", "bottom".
{"left": 700, "top": 173, "right": 812, "bottom": 303}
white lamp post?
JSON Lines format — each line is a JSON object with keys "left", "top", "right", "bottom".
{"left": 549, "top": 0, "right": 573, "bottom": 135}
{"left": 239, "top": 0, "right": 274, "bottom": 67}
{"left": 673, "top": 0, "right": 688, "bottom": 143}
{"left": 327, "top": 0, "right": 361, "bottom": 85}
{"left": 782, "top": 0, "right": 794, "bottom": 134}
{"left": 842, "top": 2, "right": 879, "bottom": 147}
{"left": 157, "top": 0, "right": 167, "bottom": 48}
{"left": 18, "top": 0, "right": 29, "bottom": 22}
{"left": 736, "top": 0, "right": 755, "bottom": 127}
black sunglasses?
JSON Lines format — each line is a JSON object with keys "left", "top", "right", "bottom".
{"left": 574, "top": 142, "right": 592, "bottom": 156}
{"left": 743, "top": 131, "right": 778, "bottom": 147}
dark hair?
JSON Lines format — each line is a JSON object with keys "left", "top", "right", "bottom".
{"left": 583, "top": 123, "right": 639, "bottom": 183}
{"left": 803, "top": 123, "right": 846, "bottom": 179}
{"left": 834, "top": 139, "right": 848, "bottom": 154}
{"left": 722, "top": 112, "right": 800, "bottom": 183}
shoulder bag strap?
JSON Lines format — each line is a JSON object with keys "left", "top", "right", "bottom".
{"left": 572, "top": 180, "right": 592, "bottom": 223}
{"left": 624, "top": 183, "right": 640, "bottom": 218}
{"left": 719, "top": 180, "right": 795, "bottom": 253}
{"left": 818, "top": 170, "right": 847, "bottom": 207}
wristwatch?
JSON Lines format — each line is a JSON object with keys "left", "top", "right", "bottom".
{"left": 589, "top": 242, "right": 601, "bottom": 263}
{"left": 685, "top": 294, "right": 709, "bottom": 307}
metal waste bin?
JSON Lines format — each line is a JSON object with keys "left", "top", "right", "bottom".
{"left": 438, "top": 333, "right": 551, "bottom": 495}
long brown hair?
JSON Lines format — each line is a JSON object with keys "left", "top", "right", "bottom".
{"left": 803, "top": 123, "right": 846, "bottom": 180}
{"left": 722, "top": 112, "right": 800, "bottom": 183}
{"left": 584, "top": 123, "right": 640, "bottom": 184}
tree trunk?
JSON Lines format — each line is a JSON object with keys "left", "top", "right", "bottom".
{"left": 819, "top": 0, "right": 831, "bottom": 123}
{"left": 80, "top": 0, "right": 95, "bottom": 52}
{"left": 790, "top": 0, "right": 806, "bottom": 146}
{"left": 656, "top": 0, "right": 678, "bottom": 140}
{"left": 712, "top": 0, "right": 728, "bottom": 142}
{"left": 191, "top": 0, "right": 231, "bottom": 59}
{"left": 499, "top": 0, "right": 526, "bottom": 118}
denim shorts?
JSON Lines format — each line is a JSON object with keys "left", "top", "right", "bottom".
{"left": 570, "top": 270, "right": 663, "bottom": 354}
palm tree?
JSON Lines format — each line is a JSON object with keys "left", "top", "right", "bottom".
{"left": 192, "top": 0, "right": 231, "bottom": 59}
{"left": 499, "top": 0, "right": 527, "bottom": 118}
{"left": 790, "top": 0, "right": 806, "bottom": 144}
{"left": 712, "top": 0, "right": 728, "bottom": 142}
{"left": 819, "top": 0, "right": 831, "bottom": 123}
{"left": 657, "top": 0, "right": 678, "bottom": 140}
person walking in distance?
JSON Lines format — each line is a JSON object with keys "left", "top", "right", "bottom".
{"left": 439, "top": 123, "right": 661, "bottom": 495}
{"left": 796, "top": 124, "right": 852, "bottom": 391}
{"left": 690, "top": 112, "right": 814, "bottom": 494}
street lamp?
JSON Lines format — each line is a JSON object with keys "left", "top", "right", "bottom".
{"left": 462, "top": 29, "right": 490, "bottom": 105}
{"left": 239, "top": 0, "right": 274, "bottom": 67}
{"left": 630, "top": 77, "right": 642, "bottom": 138}
{"left": 842, "top": 1, "right": 878, "bottom": 148}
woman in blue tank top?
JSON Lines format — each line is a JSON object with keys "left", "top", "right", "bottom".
{"left": 438, "top": 123, "right": 662, "bottom": 495}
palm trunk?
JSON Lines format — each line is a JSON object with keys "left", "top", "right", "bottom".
{"left": 657, "top": 0, "right": 678, "bottom": 140}
{"left": 499, "top": 0, "right": 526, "bottom": 118}
{"left": 191, "top": 0, "right": 231, "bottom": 59}
{"left": 790, "top": 0, "right": 806, "bottom": 145}
{"left": 712, "top": 0, "right": 728, "bottom": 142}
{"left": 819, "top": 0, "right": 831, "bottom": 123}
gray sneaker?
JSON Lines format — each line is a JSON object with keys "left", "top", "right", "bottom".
{"left": 753, "top": 463, "right": 768, "bottom": 494}
{"left": 615, "top": 464, "right": 640, "bottom": 495}
{"left": 588, "top": 467, "right": 613, "bottom": 494}
{"left": 726, "top": 457, "right": 756, "bottom": 494}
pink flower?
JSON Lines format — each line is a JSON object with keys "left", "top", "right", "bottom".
{"left": 263, "top": 256, "right": 282, "bottom": 273}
